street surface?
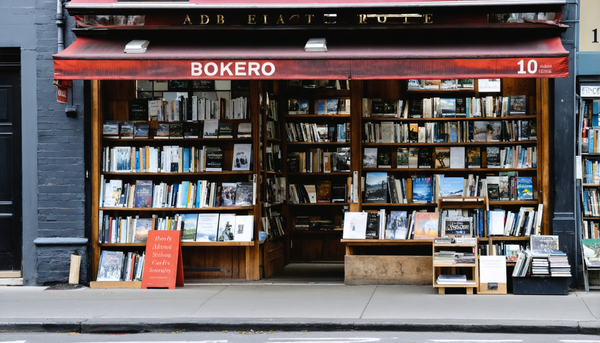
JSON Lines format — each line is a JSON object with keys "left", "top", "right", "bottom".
{"left": 0, "top": 332, "right": 599, "bottom": 343}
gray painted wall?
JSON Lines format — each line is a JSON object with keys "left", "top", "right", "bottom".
{"left": 0, "top": 0, "right": 87, "bottom": 285}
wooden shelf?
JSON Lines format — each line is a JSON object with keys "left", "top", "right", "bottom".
{"left": 433, "top": 263, "right": 477, "bottom": 267}
{"left": 99, "top": 206, "right": 254, "bottom": 211}
{"left": 285, "top": 114, "right": 351, "bottom": 119}
{"left": 363, "top": 115, "right": 537, "bottom": 121}
{"left": 433, "top": 281, "right": 478, "bottom": 287}
{"left": 287, "top": 141, "right": 350, "bottom": 146}
{"left": 288, "top": 202, "right": 350, "bottom": 206}
{"left": 361, "top": 202, "right": 437, "bottom": 207}
{"left": 101, "top": 241, "right": 255, "bottom": 247}
{"left": 342, "top": 239, "right": 433, "bottom": 246}
{"left": 362, "top": 141, "right": 537, "bottom": 147}
{"left": 487, "top": 236, "right": 530, "bottom": 241}
{"left": 104, "top": 137, "right": 253, "bottom": 142}
{"left": 582, "top": 184, "right": 600, "bottom": 187}
{"left": 361, "top": 168, "right": 536, "bottom": 172}
{"left": 90, "top": 281, "right": 141, "bottom": 289}
{"left": 287, "top": 172, "right": 352, "bottom": 176}
{"left": 102, "top": 171, "right": 253, "bottom": 176}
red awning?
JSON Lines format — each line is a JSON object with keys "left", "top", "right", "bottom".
{"left": 53, "top": 36, "right": 568, "bottom": 80}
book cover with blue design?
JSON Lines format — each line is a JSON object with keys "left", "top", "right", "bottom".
{"left": 412, "top": 177, "right": 432, "bottom": 203}
{"left": 439, "top": 176, "right": 464, "bottom": 197}
{"left": 517, "top": 177, "right": 533, "bottom": 200}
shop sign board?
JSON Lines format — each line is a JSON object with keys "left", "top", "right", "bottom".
{"left": 581, "top": 85, "right": 600, "bottom": 97}
{"left": 580, "top": 0, "right": 600, "bottom": 52}
{"left": 141, "top": 230, "right": 184, "bottom": 289}
{"left": 56, "top": 85, "right": 68, "bottom": 103}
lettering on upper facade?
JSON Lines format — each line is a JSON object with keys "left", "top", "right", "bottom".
{"left": 182, "top": 13, "right": 432, "bottom": 25}
{"left": 191, "top": 62, "right": 276, "bottom": 77}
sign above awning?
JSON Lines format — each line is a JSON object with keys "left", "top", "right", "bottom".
{"left": 67, "top": 0, "right": 567, "bottom": 9}
{"left": 53, "top": 36, "right": 569, "bottom": 80}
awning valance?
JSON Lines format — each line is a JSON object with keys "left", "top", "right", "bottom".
{"left": 53, "top": 36, "right": 569, "bottom": 80}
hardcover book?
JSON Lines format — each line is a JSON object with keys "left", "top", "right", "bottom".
{"left": 413, "top": 212, "right": 440, "bottom": 239}
{"left": 120, "top": 121, "right": 134, "bottom": 138}
{"left": 205, "top": 147, "right": 223, "bottom": 171}
{"left": 233, "top": 215, "right": 254, "bottom": 242}
{"left": 96, "top": 251, "right": 124, "bottom": 281}
{"left": 418, "top": 147, "right": 433, "bottom": 169}
{"left": 509, "top": 95, "right": 527, "bottom": 115}
{"left": 377, "top": 148, "right": 392, "bottom": 168}
{"left": 103, "top": 120, "right": 119, "bottom": 137}
{"left": 365, "top": 172, "right": 388, "bottom": 203}
{"left": 134, "top": 180, "right": 153, "bottom": 208}
{"left": 397, "top": 148, "right": 409, "bottom": 168}
{"left": 195, "top": 213, "right": 219, "bottom": 242}
{"left": 412, "top": 177, "right": 432, "bottom": 203}
{"left": 134, "top": 122, "right": 150, "bottom": 138}
{"left": 386, "top": 211, "right": 408, "bottom": 240}
{"left": 129, "top": 100, "right": 148, "bottom": 121}
{"left": 316, "top": 99, "right": 327, "bottom": 114}
{"left": 217, "top": 213, "right": 236, "bottom": 241}
{"left": 517, "top": 177, "right": 533, "bottom": 200}
{"left": 288, "top": 98, "right": 300, "bottom": 114}
{"left": 237, "top": 122, "right": 252, "bottom": 138}
{"left": 473, "top": 121, "right": 489, "bottom": 142}
{"left": 218, "top": 122, "right": 234, "bottom": 138}
{"left": 180, "top": 213, "right": 199, "bottom": 242}
{"left": 235, "top": 182, "right": 253, "bottom": 206}
{"left": 489, "top": 121, "right": 503, "bottom": 142}
{"left": 486, "top": 176, "right": 500, "bottom": 200}
{"left": 133, "top": 218, "right": 153, "bottom": 243}
{"left": 486, "top": 147, "right": 501, "bottom": 168}
{"left": 530, "top": 235, "right": 559, "bottom": 252}
{"left": 156, "top": 123, "right": 170, "bottom": 139}
{"left": 337, "top": 147, "right": 351, "bottom": 171}
{"left": 363, "top": 147, "right": 377, "bottom": 168}
{"left": 232, "top": 143, "right": 252, "bottom": 171}
{"left": 331, "top": 183, "right": 346, "bottom": 203}
{"left": 203, "top": 119, "right": 219, "bottom": 138}
{"left": 326, "top": 99, "right": 339, "bottom": 114}
{"left": 466, "top": 147, "right": 481, "bottom": 168}
{"left": 316, "top": 180, "right": 332, "bottom": 203}
{"left": 169, "top": 123, "right": 183, "bottom": 139}
{"left": 439, "top": 176, "right": 464, "bottom": 197}
{"left": 440, "top": 98, "right": 456, "bottom": 117}
{"left": 220, "top": 182, "right": 237, "bottom": 207}
{"left": 365, "top": 212, "right": 380, "bottom": 239}
{"left": 342, "top": 211, "right": 368, "bottom": 239}
{"left": 442, "top": 216, "right": 473, "bottom": 237}
{"left": 435, "top": 147, "right": 450, "bottom": 169}
{"left": 183, "top": 122, "right": 199, "bottom": 138}
{"left": 408, "top": 147, "right": 419, "bottom": 168}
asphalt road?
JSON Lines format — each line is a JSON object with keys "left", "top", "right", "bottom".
{"left": 0, "top": 331, "right": 599, "bottom": 343}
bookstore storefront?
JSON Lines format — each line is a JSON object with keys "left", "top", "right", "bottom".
{"left": 56, "top": 0, "right": 573, "bottom": 292}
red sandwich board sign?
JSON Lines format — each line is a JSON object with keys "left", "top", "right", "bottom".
{"left": 141, "top": 230, "right": 184, "bottom": 289}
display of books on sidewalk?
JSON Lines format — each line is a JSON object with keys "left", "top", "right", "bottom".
{"left": 436, "top": 274, "right": 475, "bottom": 285}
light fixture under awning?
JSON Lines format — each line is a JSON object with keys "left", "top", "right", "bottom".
{"left": 53, "top": 36, "right": 568, "bottom": 80}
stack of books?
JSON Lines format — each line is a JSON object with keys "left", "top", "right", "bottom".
{"left": 549, "top": 251, "right": 572, "bottom": 277}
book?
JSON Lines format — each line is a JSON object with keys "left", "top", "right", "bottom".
{"left": 440, "top": 98, "right": 456, "bottom": 117}
{"left": 156, "top": 123, "right": 170, "bottom": 139}
{"left": 103, "top": 120, "right": 119, "bottom": 138}
{"left": 418, "top": 147, "right": 433, "bottom": 169}
{"left": 413, "top": 212, "right": 439, "bottom": 239}
{"left": 233, "top": 215, "right": 254, "bottom": 242}
{"left": 397, "top": 148, "right": 409, "bottom": 168}
{"left": 486, "top": 147, "right": 501, "bottom": 168}
{"left": 218, "top": 122, "right": 234, "bottom": 138}
{"left": 442, "top": 216, "right": 473, "bottom": 237}
{"left": 217, "top": 213, "right": 236, "bottom": 241}
{"left": 205, "top": 147, "right": 223, "bottom": 171}
{"left": 530, "top": 235, "right": 559, "bottom": 252}
{"left": 342, "top": 211, "right": 368, "bottom": 239}
{"left": 509, "top": 95, "right": 527, "bottom": 115}
{"left": 134, "top": 180, "right": 153, "bottom": 208}
{"left": 237, "top": 122, "right": 252, "bottom": 138}
{"left": 412, "top": 177, "right": 432, "bottom": 203}
{"left": 473, "top": 121, "right": 489, "bottom": 142}
{"left": 337, "top": 147, "right": 351, "bottom": 171}
{"left": 439, "top": 176, "right": 464, "bottom": 197}
{"left": 203, "top": 119, "right": 219, "bottom": 138}
{"left": 196, "top": 213, "right": 219, "bottom": 242}
{"left": 183, "top": 122, "right": 199, "bottom": 138}
{"left": 235, "top": 181, "right": 253, "bottom": 206}
{"left": 365, "top": 212, "right": 380, "bottom": 239}
{"left": 133, "top": 218, "right": 153, "bottom": 243}
{"left": 363, "top": 147, "right": 377, "bottom": 168}
{"left": 96, "top": 251, "right": 124, "bottom": 281}
{"left": 385, "top": 211, "right": 408, "bottom": 240}
{"left": 316, "top": 180, "right": 332, "bottom": 203}
{"left": 434, "top": 147, "right": 450, "bottom": 169}
{"left": 327, "top": 99, "right": 339, "bottom": 114}
{"left": 582, "top": 239, "right": 600, "bottom": 267}
{"left": 180, "top": 213, "right": 198, "bottom": 242}
{"left": 232, "top": 143, "right": 252, "bottom": 171}
{"left": 486, "top": 176, "right": 500, "bottom": 200}
{"left": 408, "top": 148, "right": 419, "bottom": 168}
{"left": 332, "top": 183, "right": 346, "bottom": 203}
{"left": 169, "top": 123, "right": 183, "bottom": 139}
{"left": 129, "top": 100, "right": 148, "bottom": 121}
{"left": 449, "top": 146, "right": 465, "bottom": 169}
{"left": 134, "top": 122, "right": 149, "bottom": 138}
{"left": 316, "top": 99, "right": 327, "bottom": 114}
{"left": 466, "top": 147, "right": 481, "bottom": 168}
{"left": 120, "top": 121, "right": 134, "bottom": 138}
{"left": 220, "top": 182, "right": 237, "bottom": 207}
{"left": 377, "top": 148, "right": 392, "bottom": 168}
{"left": 365, "top": 172, "right": 388, "bottom": 203}
{"left": 303, "top": 184, "right": 317, "bottom": 203}
{"left": 288, "top": 98, "right": 300, "bottom": 114}
{"left": 517, "top": 177, "right": 533, "bottom": 200}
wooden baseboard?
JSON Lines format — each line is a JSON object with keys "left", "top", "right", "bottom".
{"left": 0, "top": 271, "right": 22, "bottom": 278}
{"left": 89, "top": 281, "right": 142, "bottom": 289}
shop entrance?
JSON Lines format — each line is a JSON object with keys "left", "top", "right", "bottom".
{"left": 0, "top": 48, "right": 22, "bottom": 272}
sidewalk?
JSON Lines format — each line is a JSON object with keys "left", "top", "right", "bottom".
{"left": 0, "top": 283, "right": 598, "bottom": 335}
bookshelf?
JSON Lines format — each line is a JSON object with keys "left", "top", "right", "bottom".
{"left": 282, "top": 81, "right": 353, "bottom": 262}
{"left": 433, "top": 242, "right": 479, "bottom": 294}
{"left": 91, "top": 80, "right": 262, "bottom": 286}
{"left": 577, "top": 96, "right": 600, "bottom": 291}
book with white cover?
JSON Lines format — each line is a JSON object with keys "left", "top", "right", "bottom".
{"left": 195, "top": 213, "right": 219, "bottom": 242}
{"left": 232, "top": 143, "right": 252, "bottom": 171}
{"left": 217, "top": 213, "right": 236, "bottom": 242}
{"left": 342, "top": 212, "right": 368, "bottom": 239}
{"left": 233, "top": 215, "right": 254, "bottom": 242}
